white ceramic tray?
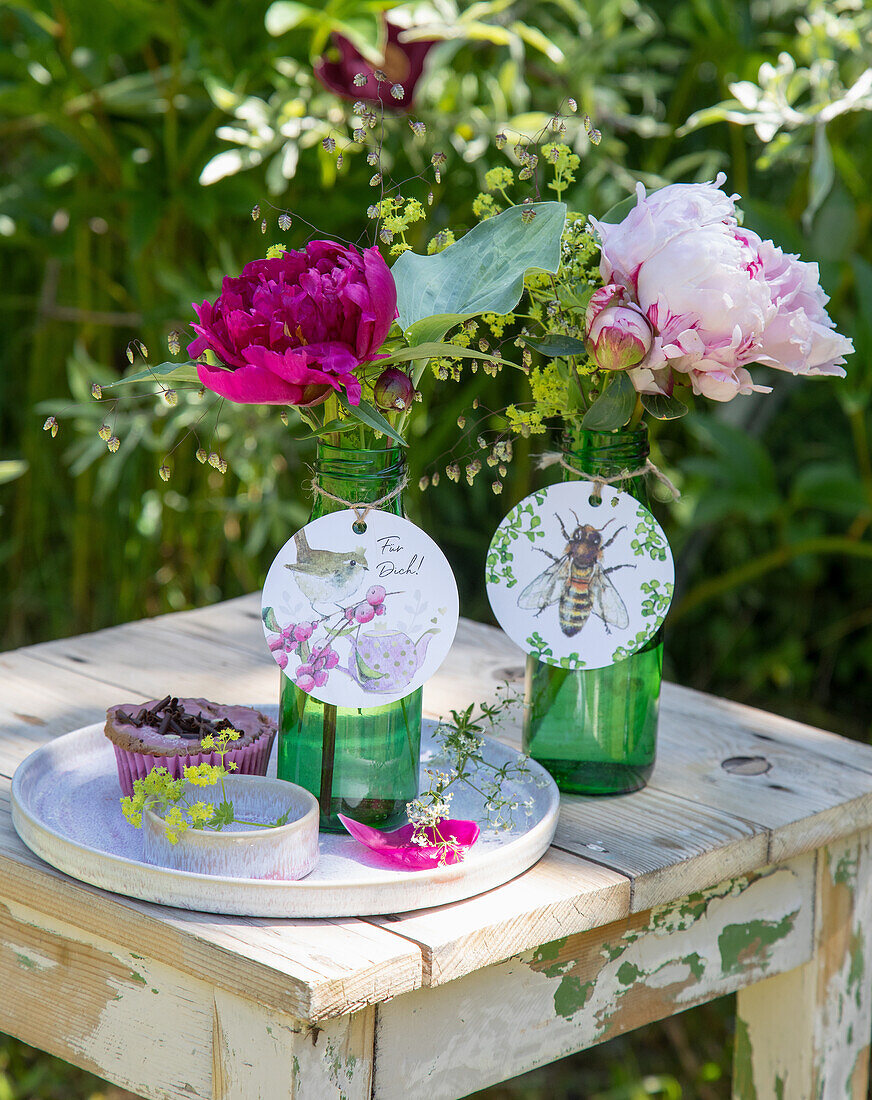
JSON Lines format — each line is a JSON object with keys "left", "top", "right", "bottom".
{"left": 11, "top": 715, "right": 559, "bottom": 917}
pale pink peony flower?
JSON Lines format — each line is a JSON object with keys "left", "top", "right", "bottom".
{"left": 589, "top": 176, "right": 852, "bottom": 400}
{"left": 754, "top": 237, "right": 852, "bottom": 377}
{"left": 590, "top": 174, "right": 737, "bottom": 295}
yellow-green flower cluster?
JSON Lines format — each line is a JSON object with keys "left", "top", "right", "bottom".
{"left": 481, "top": 312, "right": 514, "bottom": 338}
{"left": 426, "top": 228, "right": 456, "bottom": 254}
{"left": 430, "top": 319, "right": 477, "bottom": 382}
{"left": 183, "top": 762, "right": 225, "bottom": 786}
{"left": 505, "top": 362, "right": 571, "bottom": 436}
{"left": 368, "top": 195, "right": 426, "bottom": 256}
{"left": 120, "top": 766, "right": 186, "bottom": 829}
{"left": 163, "top": 805, "right": 190, "bottom": 845}
{"left": 542, "top": 143, "right": 580, "bottom": 200}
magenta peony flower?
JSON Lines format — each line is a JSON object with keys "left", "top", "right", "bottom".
{"left": 187, "top": 241, "right": 397, "bottom": 407}
{"left": 315, "top": 20, "right": 436, "bottom": 112}
{"left": 590, "top": 175, "right": 852, "bottom": 401}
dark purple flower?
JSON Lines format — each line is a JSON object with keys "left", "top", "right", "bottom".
{"left": 187, "top": 241, "right": 397, "bottom": 406}
{"left": 315, "top": 20, "right": 436, "bottom": 112}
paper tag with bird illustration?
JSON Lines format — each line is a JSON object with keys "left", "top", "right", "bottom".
{"left": 485, "top": 483, "right": 674, "bottom": 671}
{"left": 262, "top": 509, "right": 459, "bottom": 708}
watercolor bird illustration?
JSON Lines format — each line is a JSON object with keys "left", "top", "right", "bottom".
{"left": 285, "top": 529, "right": 369, "bottom": 609}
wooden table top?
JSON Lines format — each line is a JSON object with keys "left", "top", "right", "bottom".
{"left": 3, "top": 594, "right": 872, "bottom": 1024}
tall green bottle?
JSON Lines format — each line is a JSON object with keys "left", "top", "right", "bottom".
{"left": 277, "top": 439, "right": 422, "bottom": 832}
{"left": 522, "top": 427, "right": 662, "bottom": 794}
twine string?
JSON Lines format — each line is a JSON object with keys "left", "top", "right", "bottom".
{"left": 535, "top": 451, "right": 681, "bottom": 501}
{"left": 308, "top": 474, "right": 409, "bottom": 526}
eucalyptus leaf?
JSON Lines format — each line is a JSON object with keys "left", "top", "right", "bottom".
{"left": 523, "top": 334, "right": 588, "bottom": 357}
{"left": 295, "top": 417, "right": 357, "bottom": 441}
{"left": 581, "top": 372, "right": 636, "bottom": 430}
{"left": 103, "top": 362, "right": 202, "bottom": 388}
{"left": 335, "top": 392, "right": 406, "bottom": 447}
{"left": 641, "top": 392, "right": 689, "bottom": 420}
{"left": 393, "top": 202, "right": 567, "bottom": 341}
{"left": 375, "top": 341, "right": 508, "bottom": 368}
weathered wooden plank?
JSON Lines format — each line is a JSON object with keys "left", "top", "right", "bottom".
{"left": 0, "top": 892, "right": 375, "bottom": 1099}
{"left": 663, "top": 681, "right": 872, "bottom": 778}
{"left": 19, "top": 618, "right": 279, "bottom": 708}
{"left": 554, "top": 785, "right": 768, "bottom": 913}
{"left": 733, "top": 830, "right": 872, "bottom": 1099}
{"left": 655, "top": 684, "right": 872, "bottom": 864}
{"left": 0, "top": 783, "right": 422, "bottom": 1022}
{"left": 366, "top": 848, "right": 630, "bottom": 985}
{"left": 0, "top": 651, "right": 152, "bottom": 775}
{"left": 373, "top": 854, "right": 816, "bottom": 1099}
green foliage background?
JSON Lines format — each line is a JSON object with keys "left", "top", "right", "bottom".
{"left": 1, "top": 0, "right": 871, "bottom": 1095}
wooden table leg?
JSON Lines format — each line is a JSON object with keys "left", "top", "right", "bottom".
{"left": 733, "top": 830, "right": 872, "bottom": 1099}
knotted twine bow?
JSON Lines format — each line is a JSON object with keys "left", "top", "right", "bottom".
{"left": 308, "top": 474, "right": 409, "bottom": 527}
{"left": 534, "top": 452, "right": 681, "bottom": 502}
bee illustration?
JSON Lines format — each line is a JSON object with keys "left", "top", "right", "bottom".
{"left": 518, "top": 512, "right": 632, "bottom": 637}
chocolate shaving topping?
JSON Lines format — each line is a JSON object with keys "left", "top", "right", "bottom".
{"left": 118, "top": 697, "right": 227, "bottom": 741}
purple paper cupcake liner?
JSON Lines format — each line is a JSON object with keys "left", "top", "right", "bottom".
{"left": 113, "top": 731, "right": 275, "bottom": 797}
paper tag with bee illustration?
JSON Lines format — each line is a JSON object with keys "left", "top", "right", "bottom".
{"left": 261, "top": 509, "right": 459, "bottom": 709}
{"left": 486, "top": 483, "right": 674, "bottom": 671}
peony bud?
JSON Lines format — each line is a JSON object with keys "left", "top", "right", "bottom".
{"left": 586, "top": 305, "right": 653, "bottom": 372}
{"left": 373, "top": 367, "right": 414, "bottom": 412}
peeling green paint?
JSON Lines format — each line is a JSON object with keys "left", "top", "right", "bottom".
{"left": 681, "top": 952, "right": 705, "bottom": 980}
{"left": 718, "top": 912, "right": 796, "bottom": 975}
{"left": 151, "top": 988, "right": 159, "bottom": 995}
{"left": 128, "top": 971, "right": 147, "bottom": 985}
{"left": 848, "top": 933, "right": 864, "bottom": 1003}
{"left": 553, "top": 975, "right": 595, "bottom": 1020}
{"left": 616, "top": 961, "right": 641, "bottom": 986}
{"left": 531, "top": 937, "right": 572, "bottom": 978}
{"left": 532, "top": 938, "right": 567, "bottom": 963}
{"left": 774, "top": 1074, "right": 784, "bottom": 1100}
{"left": 833, "top": 851, "right": 858, "bottom": 887}
{"left": 14, "top": 953, "right": 37, "bottom": 970}
{"left": 732, "top": 1016, "right": 758, "bottom": 1100}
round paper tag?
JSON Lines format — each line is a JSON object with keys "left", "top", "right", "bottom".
{"left": 486, "top": 482, "right": 674, "bottom": 670}
{"left": 262, "top": 509, "right": 459, "bottom": 708}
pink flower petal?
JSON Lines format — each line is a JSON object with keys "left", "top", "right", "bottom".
{"left": 337, "top": 815, "right": 480, "bottom": 870}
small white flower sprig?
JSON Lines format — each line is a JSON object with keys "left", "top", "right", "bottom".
{"left": 120, "top": 727, "right": 292, "bottom": 844}
{"left": 408, "top": 686, "right": 547, "bottom": 853}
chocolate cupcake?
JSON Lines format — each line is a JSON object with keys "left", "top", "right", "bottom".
{"left": 105, "top": 696, "right": 276, "bottom": 796}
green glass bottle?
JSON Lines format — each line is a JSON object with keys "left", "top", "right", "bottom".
{"left": 522, "top": 426, "right": 662, "bottom": 794}
{"left": 277, "top": 439, "right": 422, "bottom": 832}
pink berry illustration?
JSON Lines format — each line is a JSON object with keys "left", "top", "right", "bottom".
{"left": 375, "top": 604, "right": 386, "bottom": 616}
{"left": 366, "top": 584, "right": 386, "bottom": 606}
{"left": 354, "top": 602, "right": 375, "bottom": 624}
{"left": 275, "top": 651, "right": 289, "bottom": 670}
{"left": 294, "top": 621, "right": 315, "bottom": 643}
{"left": 344, "top": 606, "right": 356, "bottom": 622}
